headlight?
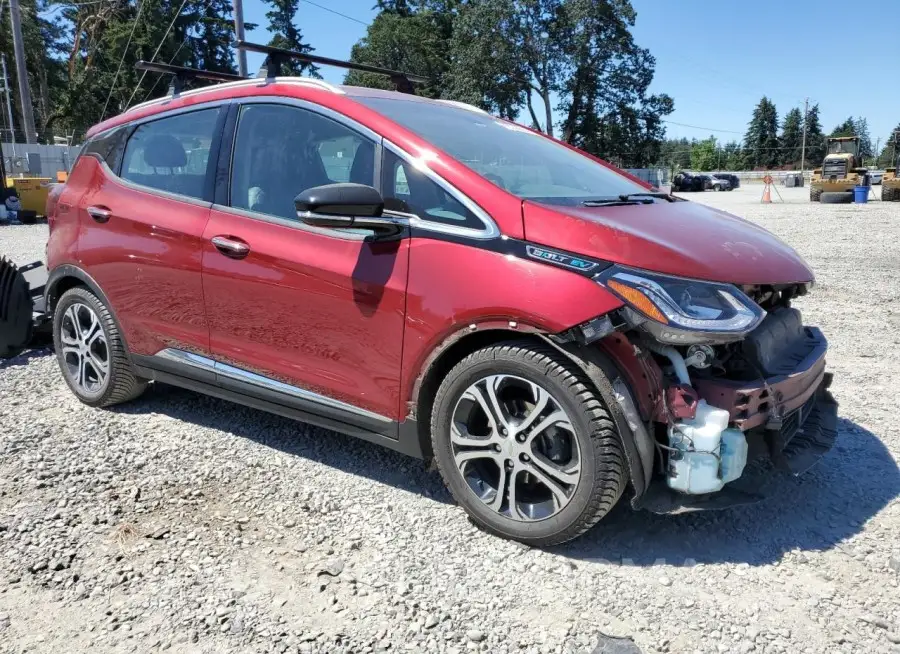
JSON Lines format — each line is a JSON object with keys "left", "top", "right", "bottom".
{"left": 596, "top": 266, "right": 765, "bottom": 344}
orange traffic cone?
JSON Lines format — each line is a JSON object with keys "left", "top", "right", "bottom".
{"left": 762, "top": 184, "right": 772, "bottom": 203}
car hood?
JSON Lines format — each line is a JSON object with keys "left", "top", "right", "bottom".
{"left": 523, "top": 200, "right": 814, "bottom": 285}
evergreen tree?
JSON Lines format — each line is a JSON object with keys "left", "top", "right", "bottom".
{"left": 742, "top": 97, "right": 779, "bottom": 169}
{"left": 830, "top": 117, "right": 855, "bottom": 137}
{"left": 804, "top": 104, "right": 826, "bottom": 167}
{"left": 853, "top": 116, "right": 873, "bottom": 162}
{"left": 877, "top": 124, "right": 900, "bottom": 168}
{"left": 192, "top": 0, "right": 239, "bottom": 73}
{"left": 265, "top": 0, "right": 319, "bottom": 77}
{"left": 780, "top": 108, "right": 803, "bottom": 168}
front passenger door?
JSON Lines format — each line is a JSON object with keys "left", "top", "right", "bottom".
{"left": 201, "top": 102, "right": 409, "bottom": 430}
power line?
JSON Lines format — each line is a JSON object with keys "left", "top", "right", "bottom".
{"left": 124, "top": 0, "right": 190, "bottom": 110}
{"left": 300, "top": 0, "right": 370, "bottom": 27}
{"left": 661, "top": 119, "right": 743, "bottom": 135}
{"left": 100, "top": 0, "right": 145, "bottom": 121}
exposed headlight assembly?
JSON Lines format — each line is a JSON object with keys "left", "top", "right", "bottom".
{"left": 596, "top": 266, "right": 765, "bottom": 344}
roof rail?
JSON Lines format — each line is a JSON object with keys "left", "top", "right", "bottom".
{"left": 237, "top": 40, "right": 428, "bottom": 95}
{"left": 134, "top": 60, "right": 246, "bottom": 96}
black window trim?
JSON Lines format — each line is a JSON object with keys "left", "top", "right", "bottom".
{"left": 110, "top": 99, "right": 232, "bottom": 204}
{"left": 381, "top": 139, "right": 500, "bottom": 240}
{"left": 212, "top": 96, "right": 389, "bottom": 240}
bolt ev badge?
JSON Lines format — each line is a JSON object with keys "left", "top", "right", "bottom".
{"left": 526, "top": 246, "right": 598, "bottom": 272}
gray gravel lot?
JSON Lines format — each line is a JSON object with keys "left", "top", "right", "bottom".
{"left": 1, "top": 186, "right": 899, "bottom": 654}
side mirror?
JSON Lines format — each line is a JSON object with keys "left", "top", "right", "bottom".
{"left": 295, "top": 183, "right": 401, "bottom": 238}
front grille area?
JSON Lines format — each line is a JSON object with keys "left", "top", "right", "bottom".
{"left": 780, "top": 394, "right": 816, "bottom": 448}
{"left": 823, "top": 161, "right": 847, "bottom": 178}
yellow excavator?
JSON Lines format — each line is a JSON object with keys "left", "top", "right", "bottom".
{"left": 883, "top": 154, "right": 899, "bottom": 202}
{"left": 810, "top": 136, "right": 868, "bottom": 203}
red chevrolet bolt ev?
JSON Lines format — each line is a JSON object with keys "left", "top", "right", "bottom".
{"left": 45, "top": 71, "right": 836, "bottom": 545}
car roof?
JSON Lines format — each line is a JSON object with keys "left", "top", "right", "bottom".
{"left": 87, "top": 76, "right": 487, "bottom": 139}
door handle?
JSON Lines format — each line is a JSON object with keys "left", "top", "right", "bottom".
{"left": 211, "top": 235, "right": 250, "bottom": 259}
{"left": 87, "top": 205, "right": 112, "bottom": 223}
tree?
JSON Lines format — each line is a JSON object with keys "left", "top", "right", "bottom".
{"left": 877, "top": 124, "right": 900, "bottom": 168}
{"left": 721, "top": 141, "right": 743, "bottom": 170}
{"left": 780, "top": 108, "right": 803, "bottom": 168}
{"left": 830, "top": 117, "right": 855, "bottom": 137}
{"left": 265, "top": 0, "right": 319, "bottom": 76}
{"left": 853, "top": 117, "right": 873, "bottom": 162}
{"left": 657, "top": 138, "right": 691, "bottom": 171}
{"left": 690, "top": 137, "right": 718, "bottom": 171}
{"left": 804, "top": 103, "right": 826, "bottom": 167}
{"left": 742, "top": 97, "right": 779, "bottom": 169}
{"left": 345, "top": 9, "right": 453, "bottom": 99}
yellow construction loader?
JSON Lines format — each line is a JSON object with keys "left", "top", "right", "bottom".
{"left": 810, "top": 136, "right": 868, "bottom": 203}
{"left": 882, "top": 155, "right": 899, "bottom": 202}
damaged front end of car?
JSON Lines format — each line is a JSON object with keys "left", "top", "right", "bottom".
{"left": 558, "top": 265, "right": 837, "bottom": 514}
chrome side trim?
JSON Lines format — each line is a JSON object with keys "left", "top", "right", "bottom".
{"left": 154, "top": 348, "right": 392, "bottom": 423}
{"left": 156, "top": 348, "right": 218, "bottom": 375}
{"left": 127, "top": 77, "right": 344, "bottom": 113}
{"left": 383, "top": 140, "right": 500, "bottom": 240}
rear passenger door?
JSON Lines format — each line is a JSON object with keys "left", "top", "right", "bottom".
{"left": 76, "top": 105, "right": 226, "bottom": 358}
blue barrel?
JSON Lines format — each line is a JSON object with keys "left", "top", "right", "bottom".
{"left": 854, "top": 186, "right": 869, "bottom": 203}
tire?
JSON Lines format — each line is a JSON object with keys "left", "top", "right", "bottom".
{"left": 820, "top": 191, "right": 853, "bottom": 204}
{"left": 883, "top": 186, "right": 898, "bottom": 202}
{"left": 810, "top": 188, "right": 822, "bottom": 202}
{"left": 53, "top": 286, "right": 147, "bottom": 408}
{"left": 430, "top": 340, "right": 625, "bottom": 546}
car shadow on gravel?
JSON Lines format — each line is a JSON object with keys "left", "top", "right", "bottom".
{"left": 112, "top": 382, "right": 454, "bottom": 504}
{"left": 554, "top": 418, "right": 900, "bottom": 566}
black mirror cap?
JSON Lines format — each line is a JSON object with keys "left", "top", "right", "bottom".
{"left": 294, "top": 183, "right": 384, "bottom": 218}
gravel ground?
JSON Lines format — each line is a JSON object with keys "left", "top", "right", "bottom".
{"left": 1, "top": 186, "right": 899, "bottom": 654}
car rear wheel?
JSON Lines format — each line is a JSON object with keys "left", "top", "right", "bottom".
{"left": 53, "top": 287, "right": 147, "bottom": 408}
{"left": 430, "top": 340, "right": 625, "bottom": 546}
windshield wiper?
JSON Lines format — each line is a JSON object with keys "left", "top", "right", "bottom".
{"left": 619, "top": 192, "right": 684, "bottom": 202}
{"left": 581, "top": 197, "right": 649, "bottom": 207}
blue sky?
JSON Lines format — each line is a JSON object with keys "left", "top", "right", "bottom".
{"left": 242, "top": 0, "right": 899, "bottom": 147}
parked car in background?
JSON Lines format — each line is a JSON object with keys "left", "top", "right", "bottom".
{"left": 672, "top": 171, "right": 704, "bottom": 192}
{"left": 713, "top": 173, "right": 739, "bottom": 190}
{"left": 707, "top": 175, "right": 731, "bottom": 191}
{"left": 31, "top": 45, "right": 837, "bottom": 547}
{"left": 869, "top": 170, "right": 884, "bottom": 185}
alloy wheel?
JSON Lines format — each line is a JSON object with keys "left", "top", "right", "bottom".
{"left": 59, "top": 302, "right": 109, "bottom": 393}
{"left": 450, "top": 374, "right": 582, "bottom": 521}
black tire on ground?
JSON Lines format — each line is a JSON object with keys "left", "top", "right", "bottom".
{"left": 820, "top": 191, "right": 854, "bottom": 204}
{"left": 810, "top": 188, "right": 823, "bottom": 202}
{"left": 53, "top": 286, "right": 147, "bottom": 408}
{"left": 883, "top": 186, "right": 899, "bottom": 202}
{"left": 430, "top": 340, "right": 626, "bottom": 547}
{"left": 0, "top": 256, "right": 32, "bottom": 359}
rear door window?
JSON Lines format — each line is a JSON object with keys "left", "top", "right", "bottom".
{"left": 120, "top": 108, "right": 220, "bottom": 201}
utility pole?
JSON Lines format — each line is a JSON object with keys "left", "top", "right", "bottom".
{"left": 232, "top": 0, "right": 248, "bottom": 77}
{"left": 799, "top": 97, "right": 809, "bottom": 178}
{"left": 8, "top": 0, "right": 36, "bottom": 144}
{"left": 1, "top": 55, "right": 16, "bottom": 157}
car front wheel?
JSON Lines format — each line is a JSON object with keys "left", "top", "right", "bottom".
{"left": 430, "top": 340, "right": 625, "bottom": 546}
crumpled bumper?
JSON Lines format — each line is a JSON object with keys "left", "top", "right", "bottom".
{"left": 640, "top": 375, "right": 838, "bottom": 515}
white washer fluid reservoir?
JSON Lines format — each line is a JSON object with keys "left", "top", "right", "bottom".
{"left": 667, "top": 400, "right": 747, "bottom": 494}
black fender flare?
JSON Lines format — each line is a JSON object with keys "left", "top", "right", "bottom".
{"left": 539, "top": 336, "right": 656, "bottom": 506}
{"left": 45, "top": 265, "right": 133, "bottom": 356}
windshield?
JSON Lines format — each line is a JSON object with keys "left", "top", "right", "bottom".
{"left": 827, "top": 139, "right": 858, "bottom": 156}
{"left": 354, "top": 96, "right": 647, "bottom": 205}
